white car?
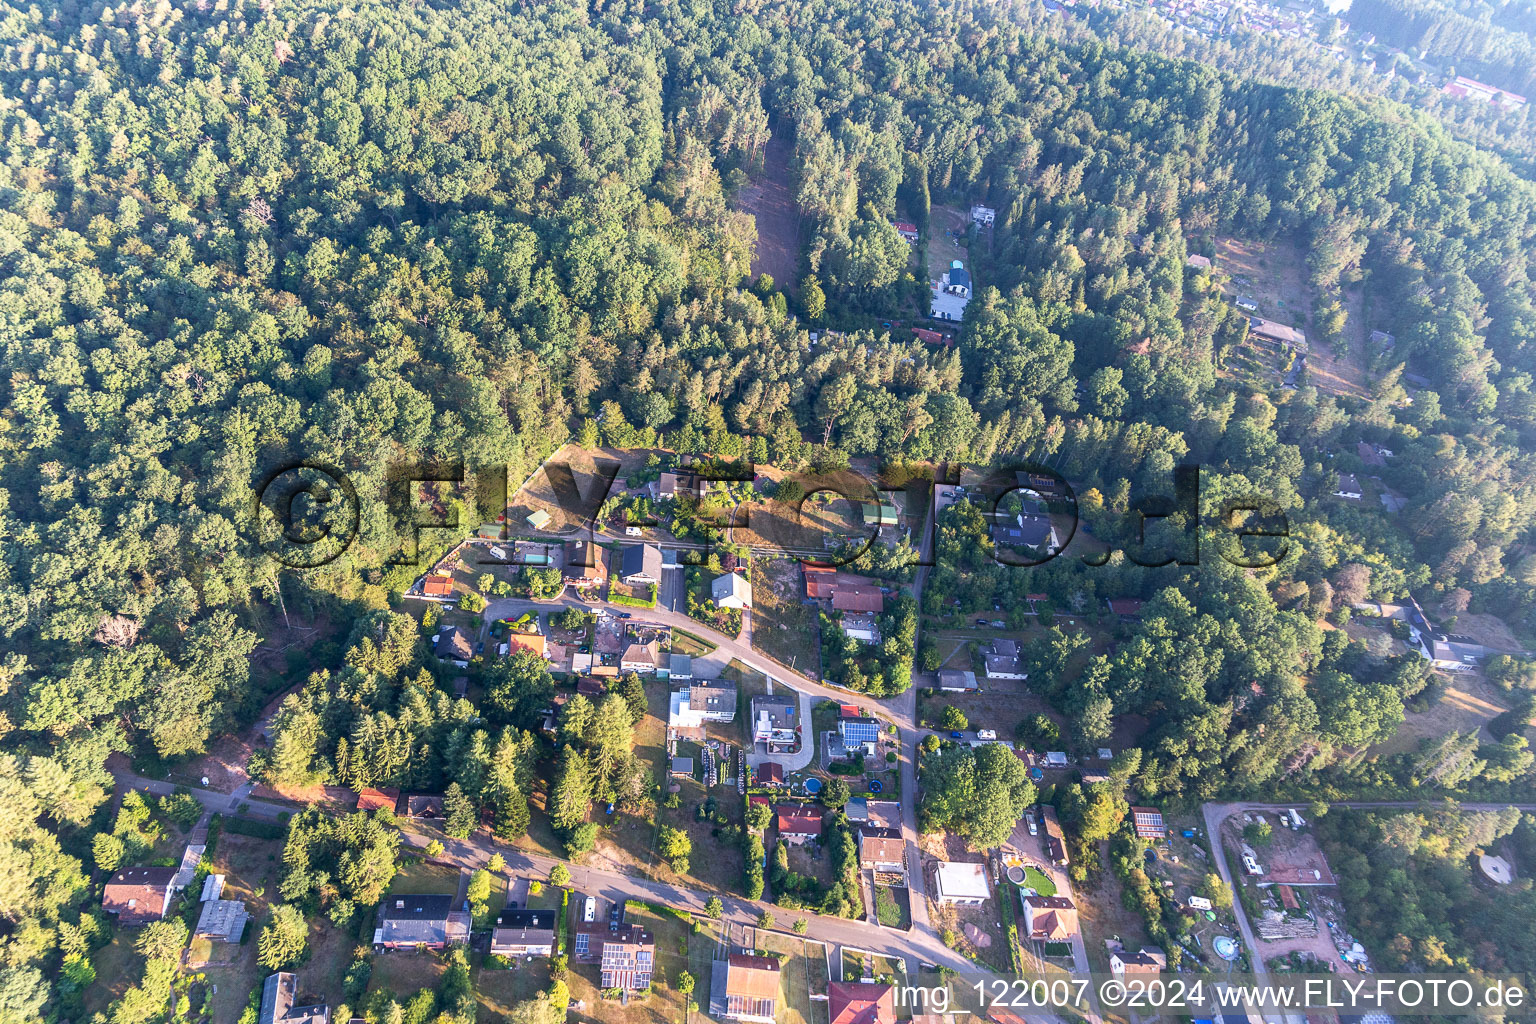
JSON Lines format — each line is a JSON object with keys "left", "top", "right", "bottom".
{"left": 977, "top": 729, "right": 997, "bottom": 740}
{"left": 1029, "top": 819, "right": 1038, "bottom": 836}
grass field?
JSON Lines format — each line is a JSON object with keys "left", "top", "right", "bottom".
{"left": 758, "top": 931, "right": 829, "bottom": 1024}
{"left": 389, "top": 858, "right": 461, "bottom": 895}
{"left": 751, "top": 557, "right": 820, "bottom": 676}
{"left": 475, "top": 959, "right": 553, "bottom": 1022}
{"left": 672, "top": 628, "right": 718, "bottom": 657}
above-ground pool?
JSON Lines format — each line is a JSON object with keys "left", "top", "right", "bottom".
{"left": 1213, "top": 936, "right": 1239, "bottom": 960}
{"left": 804, "top": 777, "right": 822, "bottom": 794}
{"left": 868, "top": 779, "right": 883, "bottom": 792}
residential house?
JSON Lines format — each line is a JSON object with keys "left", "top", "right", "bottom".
{"left": 489, "top": 909, "right": 557, "bottom": 957}
{"left": 374, "top": 894, "right": 470, "bottom": 949}
{"left": 1040, "top": 806, "right": 1068, "bottom": 866}
{"left": 504, "top": 632, "right": 547, "bottom": 659}
{"left": 830, "top": 585, "right": 884, "bottom": 614}
{"left": 670, "top": 757, "right": 695, "bottom": 777}
{"left": 995, "top": 513, "right": 1059, "bottom": 553}
{"left": 776, "top": 806, "right": 824, "bottom": 845}
{"left": 1247, "top": 316, "right": 1307, "bottom": 350}
{"left": 657, "top": 472, "right": 709, "bottom": 501}
{"left": 712, "top": 953, "right": 781, "bottom": 1023}
{"left": 434, "top": 626, "right": 473, "bottom": 666}
{"left": 1110, "top": 949, "right": 1166, "bottom": 976}
{"left": 857, "top": 826, "right": 906, "bottom": 873}
{"left": 620, "top": 544, "right": 663, "bottom": 585}
{"left": 260, "top": 972, "right": 330, "bottom": 1024}
{"left": 912, "top": 327, "right": 946, "bottom": 346}
{"left": 1130, "top": 807, "right": 1167, "bottom": 840}
{"left": 573, "top": 923, "right": 655, "bottom": 990}
{"left": 1106, "top": 598, "right": 1144, "bottom": 624}
{"left": 1186, "top": 254, "right": 1212, "bottom": 269}
{"left": 102, "top": 867, "right": 176, "bottom": 926}
{"left": 838, "top": 716, "right": 881, "bottom": 758}
{"left": 931, "top": 260, "right": 972, "bottom": 321}
{"left": 934, "top": 862, "right": 991, "bottom": 905}
{"left": 1022, "top": 895, "right": 1078, "bottom": 941}
{"left": 564, "top": 540, "right": 606, "bottom": 587}
{"left": 687, "top": 681, "right": 737, "bottom": 721}
{"left": 828, "top": 982, "right": 896, "bottom": 1024}
{"left": 402, "top": 794, "right": 445, "bottom": 819}
{"left": 970, "top": 205, "right": 996, "bottom": 225}
{"left": 712, "top": 572, "right": 753, "bottom": 609}
{"left": 668, "top": 688, "right": 707, "bottom": 741}
{"left": 421, "top": 574, "right": 454, "bottom": 599}
{"left": 751, "top": 696, "right": 799, "bottom": 752}
{"left": 1420, "top": 633, "right": 1489, "bottom": 673}
{"left": 577, "top": 678, "right": 606, "bottom": 697}
{"left": 984, "top": 639, "right": 1026, "bottom": 680}
{"left": 1333, "top": 473, "right": 1363, "bottom": 500}
{"left": 526, "top": 510, "right": 553, "bottom": 531}
{"left": 757, "top": 762, "right": 785, "bottom": 786}
{"left": 668, "top": 653, "right": 693, "bottom": 681}
{"left": 621, "top": 640, "right": 662, "bottom": 674}
{"left": 938, "top": 669, "right": 978, "bottom": 693}
{"left": 893, "top": 221, "right": 920, "bottom": 243}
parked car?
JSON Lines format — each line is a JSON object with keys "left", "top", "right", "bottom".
{"left": 977, "top": 729, "right": 997, "bottom": 740}
{"left": 950, "top": 731, "right": 962, "bottom": 739}
{"left": 618, "top": 612, "right": 632, "bottom": 619}
{"left": 1029, "top": 819, "right": 1038, "bottom": 836}
{"left": 625, "top": 526, "right": 642, "bottom": 536}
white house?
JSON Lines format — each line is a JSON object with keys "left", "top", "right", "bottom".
{"left": 711, "top": 572, "right": 752, "bottom": 609}
{"left": 934, "top": 862, "right": 991, "bottom": 905}
{"left": 970, "top": 205, "right": 996, "bottom": 225}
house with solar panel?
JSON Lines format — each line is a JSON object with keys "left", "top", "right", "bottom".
{"left": 837, "top": 716, "right": 881, "bottom": 758}
{"left": 1130, "top": 807, "right": 1167, "bottom": 840}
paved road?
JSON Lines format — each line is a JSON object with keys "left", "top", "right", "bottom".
{"left": 110, "top": 765, "right": 977, "bottom": 972}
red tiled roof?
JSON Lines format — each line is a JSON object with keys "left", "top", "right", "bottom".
{"left": 829, "top": 983, "right": 896, "bottom": 1024}
{"left": 356, "top": 787, "right": 400, "bottom": 812}
{"left": 423, "top": 575, "right": 454, "bottom": 596}
{"left": 831, "top": 585, "right": 884, "bottom": 613}
{"left": 776, "top": 806, "right": 823, "bottom": 836}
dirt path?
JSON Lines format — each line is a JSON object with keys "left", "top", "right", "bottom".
{"left": 735, "top": 131, "right": 801, "bottom": 289}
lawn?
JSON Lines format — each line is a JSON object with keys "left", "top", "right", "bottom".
{"left": 473, "top": 872, "right": 512, "bottom": 929}
{"left": 873, "top": 885, "right": 910, "bottom": 929}
{"left": 672, "top": 628, "right": 718, "bottom": 657}
{"left": 1021, "top": 866, "right": 1057, "bottom": 897}
{"left": 367, "top": 950, "right": 450, "bottom": 1003}
{"left": 587, "top": 678, "right": 669, "bottom": 879}
{"left": 389, "top": 858, "right": 462, "bottom": 896}
{"left": 80, "top": 933, "right": 143, "bottom": 1020}
{"left": 476, "top": 958, "right": 553, "bottom": 1022}
{"left": 839, "top": 949, "right": 907, "bottom": 984}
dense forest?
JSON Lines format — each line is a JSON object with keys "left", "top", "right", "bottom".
{"left": 1349, "top": 0, "right": 1536, "bottom": 94}
{"left": 5, "top": 0, "right": 1536, "bottom": 1015}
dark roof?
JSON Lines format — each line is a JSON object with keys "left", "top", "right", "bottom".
{"left": 103, "top": 866, "right": 176, "bottom": 925}
{"left": 758, "top": 762, "right": 784, "bottom": 784}
{"left": 379, "top": 894, "right": 469, "bottom": 946}
{"left": 621, "top": 544, "right": 662, "bottom": 579}
{"left": 948, "top": 266, "right": 972, "bottom": 290}
{"left": 491, "top": 908, "right": 556, "bottom": 950}
{"left": 436, "top": 626, "right": 473, "bottom": 660}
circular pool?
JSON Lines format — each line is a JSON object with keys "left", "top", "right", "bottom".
{"left": 804, "top": 777, "right": 822, "bottom": 794}
{"left": 1213, "top": 936, "right": 1239, "bottom": 960}
{"left": 868, "top": 779, "right": 883, "bottom": 793}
